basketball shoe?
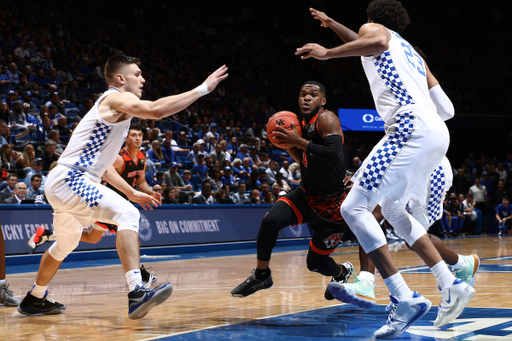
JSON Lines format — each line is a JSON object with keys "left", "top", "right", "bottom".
{"left": 17, "top": 290, "right": 66, "bottom": 315}
{"left": 328, "top": 271, "right": 376, "bottom": 308}
{"left": 324, "top": 261, "right": 354, "bottom": 300}
{"left": 128, "top": 282, "right": 173, "bottom": 320}
{"left": 453, "top": 254, "right": 480, "bottom": 286}
{"left": 434, "top": 279, "right": 475, "bottom": 328}
{"left": 94, "top": 222, "right": 118, "bottom": 233}
{"left": 140, "top": 264, "right": 158, "bottom": 288}
{"left": 0, "top": 281, "right": 21, "bottom": 307}
{"left": 27, "top": 226, "right": 55, "bottom": 254}
{"left": 231, "top": 269, "right": 273, "bottom": 297}
{"left": 374, "top": 291, "right": 431, "bottom": 338}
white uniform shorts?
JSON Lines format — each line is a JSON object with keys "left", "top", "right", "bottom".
{"left": 45, "top": 165, "right": 139, "bottom": 260}
{"left": 352, "top": 106, "right": 450, "bottom": 210}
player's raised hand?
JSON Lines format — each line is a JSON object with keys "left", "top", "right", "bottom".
{"left": 310, "top": 8, "right": 331, "bottom": 27}
{"left": 295, "top": 43, "right": 329, "bottom": 60}
{"left": 129, "top": 191, "right": 160, "bottom": 210}
{"left": 204, "top": 65, "right": 229, "bottom": 93}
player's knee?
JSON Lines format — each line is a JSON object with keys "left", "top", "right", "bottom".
{"left": 380, "top": 197, "right": 403, "bottom": 222}
{"left": 49, "top": 237, "right": 80, "bottom": 261}
{"left": 116, "top": 206, "right": 140, "bottom": 232}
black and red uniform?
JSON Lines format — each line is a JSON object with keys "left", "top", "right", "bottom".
{"left": 106, "top": 147, "right": 146, "bottom": 200}
{"left": 96, "top": 148, "right": 145, "bottom": 233}
{"left": 257, "top": 109, "right": 347, "bottom": 276}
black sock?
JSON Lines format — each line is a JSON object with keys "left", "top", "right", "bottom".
{"left": 255, "top": 268, "right": 271, "bottom": 280}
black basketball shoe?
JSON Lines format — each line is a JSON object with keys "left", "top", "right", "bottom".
{"left": 17, "top": 291, "right": 66, "bottom": 315}
{"left": 324, "top": 261, "right": 354, "bottom": 300}
{"left": 128, "top": 283, "right": 173, "bottom": 320}
{"left": 231, "top": 269, "right": 273, "bottom": 297}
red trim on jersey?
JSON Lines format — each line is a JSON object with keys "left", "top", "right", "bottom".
{"left": 303, "top": 109, "right": 326, "bottom": 135}
{"left": 277, "top": 197, "right": 303, "bottom": 225}
{"left": 309, "top": 240, "right": 335, "bottom": 255}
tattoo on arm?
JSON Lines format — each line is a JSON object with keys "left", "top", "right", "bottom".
{"left": 317, "top": 111, "right": 344, "bottom": 139}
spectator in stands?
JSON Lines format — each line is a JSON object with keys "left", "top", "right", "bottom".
{"left": 48, "top": 130, "right": 65, "bottom": 156}
{"left": 265, "top": 160, "right": 279, "bottom": 184}
{"left": 148, "top": 140, "right": 165, "bottom": 168}
{"left": 288, "top": 162, "right": 301, "bottom": 185}
{"left": 164, "top": 162, "right": 192, "bottom": 191}
{"left": 187, "top": 140, "right": 204, "bottom": 166}
{"left": 24, "top": 103, "right": 41, "bottom": 126}
{"left": 162, "top": 187, "right": 178, "bottom": 204}
{"left": 182, "top": 170, "right": 193, "bottom": 189}
{"left": 350, "top": 156, "right": 362, "bottom": 173}
{"left": 221, "top": 166, "right": 237, "bottom": 187}
{"left": 0, "top": 120, "right": 8, "bottom": 147}
{"left": 239, "top": 157, "right": 254, "bottom": 182}
{"left": 496, "top": 196, "right": 512, "bottom": 236}
{"left": 232, "top": 183, "right": 248, "bottom": 204}
{"left": 38, "top": 140, "right": 59, "bottom": 172}
{"left": 2, "top": 90, "right": 16, "bottom": 110}
{"left": 192, "top": 181, "right": 214, "bottom": 204}
{"left": 488, "top": 164, "right": 500, "bottom": 192}
{"left": 78, "top": 98, "right": 93, "bottom": 117}
{"left": 5, "top": 63, "right": 20, "bottom": 86}
{"left": 480, "top": 172, "right": 493, "bottom": 201}
{"left": 272, "top": 172, "right": 291, "bottom": 193}
{"left": 220, "top": 184, "right": 235, "bottom": 204}
{"left": 2, "top": 182, "right": 28, "bottom": 204}
{"left": 0, "top": 144, "right": 16, "bottom": 172}
{"left": 212, "top": 190, "right": 226, "bottom": 204}
{"left": 209, "top": 123, "right": 220, "bottom": 141}
{"left": 44, "top": 68, "right": 62, "bottom": 88}
{"left": 161, "top": 138, "right": 178, "bottom": 166}
{"left": 244, "top": 169, "right": 261, "bottom": 191}
{"left": 9, "top": 100, "right": 29, "bottom": 134}
{"left": 177, "top": 130, "right": 192, "bottom": 147}
{"left": 279, "top": 160, "right": 293, "bottom": 183}
{"left": 0, "top": 104, "right": 10, "bottom": 125}
{"left": 26, "top": 174, "right": 43, "bottom": 200}
{"left": 68, "top": 80, "right": 85, "bottom": 103}
{"left": 33, "top": 69, "right": 48, "bottom": 90}
{"left": 243, "top": 189, "right": 261, "bottom": 204}
{"left": 141, "top": 148, "right": 157, "bottom": 186}
{"left": 235, "top": 143, "right": 249, "bottom": 161}
{"left": 15, "top": 144, "right": 35, "bottom": 169}
{"left": 163, "top": 130, "right": 188, "bottom": 152}
{"left": 262, "top": 190, "right": 275, "bottom": 204}
{"left": 469, "top": 177, "right": 487, "bottom": 222}
{"left": 226, "top": 136, "right": 238, "bottom": 157}
{"left": 0, "top": 73, "right": 11, "bottom": 93}
{"left": 55, "top": 116, "right": 71, "bottom": 141}
{"left": 209, "top": 167, "right": 223, "bottom": 192}
{"left": 45, "top": 92, "right": 66, "bottom": 116}
{"left": 497, "top": 163, "right": 508, "bottom": 184}
{"left": 210, "top": 142, "right": 228, "bottom": 165}
{"left": 36, "top": 117, "right": 52, "bottom": 142}
{"left": 16, "top": 75, "right": 39, "bottom": 98}
{"left": 0, "top": 173, "right": 18, "bottom": 202}
{"left": 191, "top": 152, "right": 209, "bottom": 181}
{"left": 461, "top": 193, "right": 483, "bottom": 234}
{"left": 24, "top": 158, "right": 46, "bottom": 191}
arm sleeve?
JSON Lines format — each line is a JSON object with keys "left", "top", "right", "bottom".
{"left": 429, "top": 85, "right": 454, "bottom": 121}
{"left": 305, "top": 134, "right": 344, "bottom": 166}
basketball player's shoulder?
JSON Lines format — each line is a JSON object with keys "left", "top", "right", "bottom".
{"left": 318, "top": 110, "right": 340, "bottom": 123}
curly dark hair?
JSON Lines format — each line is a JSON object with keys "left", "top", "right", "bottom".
{"left": 366, "top": 0, "right": 410, "bottom": 33}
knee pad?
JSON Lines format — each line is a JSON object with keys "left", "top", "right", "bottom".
{"left": 381, "top": 197, "right": 426, "bottom": 246}
{"left": 49, "top": 233, "right": 81, "bottom": 261}
{"left": 115, "top": 206, "right": 140, "bottom": 232}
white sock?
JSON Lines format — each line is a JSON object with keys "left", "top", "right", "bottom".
{"left": 125, "top": 269, "right": 144, "bottom": 291}
{"left": 451, "top": 255, "right": 466, "bottom": 270}
{"left": 383, "top": 272, "right": 412, "bottom": 301}
{"left": 0, "top": 279, "right": 5, "bottom": 285}
{"left": 30, "top": 283, "right": 48, "bottom": 299}
{"left": 430, "top": 261, "right": 455, "bottom": 288}
{"left": 358, "top": 271, "right": 375, "bottom": 286}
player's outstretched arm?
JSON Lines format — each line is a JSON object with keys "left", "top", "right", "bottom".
{"left": 296, "top": 23, "right": 390, "bottom": 60}
{"left": 310, "top": 8, "right": 359, "bottom": 43}
{"left": 103, "top": 165, "right": 160, "bottom": 210}
{"left": 106, "top": 65, "right": 228, "bottom": 121}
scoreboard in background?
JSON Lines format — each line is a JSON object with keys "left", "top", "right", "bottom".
{"left": 338, "top": 108, "right": 384, "bottom": 132}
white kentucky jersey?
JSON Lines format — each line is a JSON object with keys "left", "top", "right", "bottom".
{"left": 58, "top": 89, "right": 131, "bottom": 180}
{"left": 361, "top": 29, "right": 437, "bottom": 122}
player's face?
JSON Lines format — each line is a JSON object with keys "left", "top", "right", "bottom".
{"left": 123, "top": 64, "right": 145, "bottom": 98}
{"left": 298, "top": 84, "right": 326, "bottom": 118}
{"left": 126, "top": 129, "right": 143, "bottom": 149}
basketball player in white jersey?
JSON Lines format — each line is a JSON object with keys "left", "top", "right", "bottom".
{"left": 296, "top": 0, "right": 473, "bottom": 338}
{"left": 17, "top": 53, "right": 228, "bottom": 320}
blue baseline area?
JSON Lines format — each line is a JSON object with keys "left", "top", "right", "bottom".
{"left": 153, "top": 306, "right": 512, "bottom": 340}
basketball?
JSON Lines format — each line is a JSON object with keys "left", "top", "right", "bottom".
{"left": 266, "top": 111, "right": 302, "bottom": 149}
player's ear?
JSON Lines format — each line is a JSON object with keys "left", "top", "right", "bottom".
{"left": 321, "top": 97, "right": 326, "bottom": 106}
{"left": 115, "top": 73, "right": 125, "bottom": 85}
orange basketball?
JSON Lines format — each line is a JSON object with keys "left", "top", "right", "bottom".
{"left": 266, "top": 111, "right": 302, "bottom": 149}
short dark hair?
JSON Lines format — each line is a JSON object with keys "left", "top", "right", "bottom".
{"left": 105, "top": 52, "right": 141, "bottom": 82}
{"left": 504, "top": 196, "right": 510, "bottom": 201}
{"left": 129, "top": 123, "right": 144, "bottom": 133}
{"left": 302, "top": 81, "right": 326, "bottom": 96}
{"left": 367, "top": 0, "right": 410, "bottom": 33}
{"left": 31, "top": 174, "right": 42, "bottom": 182}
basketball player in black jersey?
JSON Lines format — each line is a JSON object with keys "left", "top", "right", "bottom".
{"left": 231, "top": 81, "right": 351, "bottom": 297}
{"left": 27, "top": 123, "right": 160, "bottom": 284}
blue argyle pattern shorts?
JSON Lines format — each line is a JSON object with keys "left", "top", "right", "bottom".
{"left": 359, "top": 112, "right": 415, "bottom": 192}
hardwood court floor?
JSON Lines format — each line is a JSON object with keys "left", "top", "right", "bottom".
{"left": 1, "top": 235, "right": 511, "bottom": 340}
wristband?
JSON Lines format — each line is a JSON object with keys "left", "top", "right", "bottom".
{"left": 195, "top": 83, "right": 209, "bottom": 96}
